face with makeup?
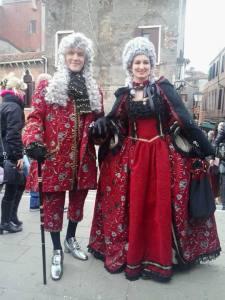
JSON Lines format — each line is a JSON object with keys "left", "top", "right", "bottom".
{"left": 131, "top": 54, "right": 151, "bottom": 83}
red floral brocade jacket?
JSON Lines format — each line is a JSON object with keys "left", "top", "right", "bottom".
{"left": 23, "top": 80, "right": 102, "bottom": 192}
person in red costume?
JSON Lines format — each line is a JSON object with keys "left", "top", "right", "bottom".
{"left": 23, "top": 32, "right": 103, "bottom": 281}
{"left": 88, "top": 37, "right": 221, "bottom": 283}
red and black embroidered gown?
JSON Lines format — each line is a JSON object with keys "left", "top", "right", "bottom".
{"left": 88, "top": 78, "right": 221, "bottom": 282}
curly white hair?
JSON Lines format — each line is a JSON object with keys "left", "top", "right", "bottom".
{"left": 45, "top": 32, "right": 101, "bottom": 111}
{"left": 122, "top": 37, "right": 156, "bottom": 86}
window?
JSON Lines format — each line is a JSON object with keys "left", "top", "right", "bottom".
{"left": 207, "top": 92, "right": 209, "bottom": 111}
{"left": 211, "top": 63, "right": 216, "bottom": 79}
{"left": 213, "top": 89, "right": 217, "bottom": 111}
{"left": 29, "top": 20, "right": 37, "bottom": 34}
{"left": 222, "top": 88, "right": 225, "bottom": 112}
{"left": 136, "top": 25, "right": 161, "bottom": 64}
{"left": 208, "top": 66, "right": 213, "bottom": 81}
{"left": 221, "top": 55, "right": 225, "bottom": 73}
{"left": 215, "top": 60, "right": 220, "bottom": 76}
{"left": 204, "top": 96, "right": 207, "bottom": 111}
{"left": 211, "top": 91, "right": 214, "bottom": 111}
{"left": 55, "top": 30, "right": 74, "bottom": 67}
{"left": 218, "top": 89, "right": 223, "bottom": 110}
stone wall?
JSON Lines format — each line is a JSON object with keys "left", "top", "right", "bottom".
{"left": 45, "top": 0, "right": 184, "bottom": 111}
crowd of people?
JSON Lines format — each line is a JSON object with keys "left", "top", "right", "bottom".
{"left": 0, "top": 32, "right": 223, "bottom": 283}
{"left": 208, "top": 123, "right": 225, "bottom": 209}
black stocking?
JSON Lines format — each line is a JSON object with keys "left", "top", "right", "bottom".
{"left": 50, "top": 231, "right": 62, "bottom": 250}
{"left": 66, "top": 220, "right": 78, "bottom": 241}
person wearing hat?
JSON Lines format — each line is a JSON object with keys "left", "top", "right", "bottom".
{"left": 88, "top": 37, "right": 221, "bottom": 282}
{"left": 23, "top": 32, "right": 103, "bottom": 280}
{"left": 0, "top": 74, "right": 26, "bottom": 234}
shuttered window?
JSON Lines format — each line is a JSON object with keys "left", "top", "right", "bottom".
{"left": 136, "top": 25, "right": 161, "bottom": 65}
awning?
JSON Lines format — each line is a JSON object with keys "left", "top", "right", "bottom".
{"left": 200, "top": 121, "right": 216, "bottom": 130}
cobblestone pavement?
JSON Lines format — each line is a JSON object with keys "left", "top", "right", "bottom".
{"left": 0, "top": 190, "right": 224, "bottom": 300}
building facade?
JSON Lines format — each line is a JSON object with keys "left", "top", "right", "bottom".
{"left": 0, "top": 0, "right": 187, "bottom": 110}
{"left": 202, "top": 47, "right": 225, "bottom": 123}
{"left": 0, "top": 0, "right": 46, "bottom": 106}
{"left": 44, "top": 0, "right": 186, "bottom": 110}
{"left": 0, "top": 0, "right": 44, "bottom": 53}
{"left": 177, "top": 68, "right": 208, "bottom": 123}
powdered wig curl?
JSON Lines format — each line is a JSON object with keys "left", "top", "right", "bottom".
{"left": 122, "top": 37, "right": 156, "bottom": 86}
{"left": 45, "top": 32, "right": 101, "bottom": 111}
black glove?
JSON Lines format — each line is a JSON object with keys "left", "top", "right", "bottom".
{"left": 25, "top": 142, "right": 47, "bottom": 163}
{"left": 192, "top": 159, "right": 203, "bottom": 170}
{"left": 89, "top": 117, "right": 109, "bottom": 139}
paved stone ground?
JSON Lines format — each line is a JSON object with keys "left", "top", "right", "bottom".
{"left": 0, "top": 190, "right": 224, "bottom": 300}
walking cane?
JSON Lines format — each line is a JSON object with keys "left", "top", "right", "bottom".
{"left": 37, "top": 159, "right": 47, "bottom": 285}
{"left": 26, "top": 143, "right": 48, "bottom": 284}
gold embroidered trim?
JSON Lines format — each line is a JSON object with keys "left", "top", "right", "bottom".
{"left": 128, "top": 135, "right": 160, "bottom": 143}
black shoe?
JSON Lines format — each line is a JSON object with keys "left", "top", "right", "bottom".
{"left": 0, "top": 222, "right": 23, "bottom": 234}
{"left": 11, "top": 216, "right": 23, "bottom": 226}
{"left": 11, "top": 185, "right": 25, "bottom": 226}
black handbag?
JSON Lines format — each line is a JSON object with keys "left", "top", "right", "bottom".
{"left": 189, "top": 160, "right": 216, "bottom": 219}
{"left": 3, "top": 159, "right": 25, "bottom": 185}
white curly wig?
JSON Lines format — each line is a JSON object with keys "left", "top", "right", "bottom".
{"left": 122, "top": 37, "right": 156, "bottom": 86}
{"left": 45, "top": 32, "right": 101, "bottom": 111}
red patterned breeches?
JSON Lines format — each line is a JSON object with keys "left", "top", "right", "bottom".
{"left": 42, "top": 189, "right": 88, "bottom": 231}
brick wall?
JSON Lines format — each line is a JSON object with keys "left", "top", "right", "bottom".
{"left": 0, "top": 0, "right": 42, "bottom": 51}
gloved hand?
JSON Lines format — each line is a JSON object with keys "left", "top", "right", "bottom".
{"left": 89, "top": 117, "right": 109, "bottom": 139}
{"left": 25, "top": 142, "right": 47, "bottom": 163}
{"left": 192, "top": 159, "right": 203, "bottom": 170}
{"left": 169, "top": 121, "right": 179, "bottom": 134}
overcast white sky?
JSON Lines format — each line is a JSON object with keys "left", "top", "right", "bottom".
{"left": 184, "top": 0, "right": 225, "bottom": 73}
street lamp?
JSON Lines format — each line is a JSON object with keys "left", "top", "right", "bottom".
{"left": 174, "top": 79, "right": 186, "bottom": 92}
{"left": 193, "top": 91, "right": 203, "bottom": 123}
{"left": 193, "top": 91, "right": 203, "bottom": 104}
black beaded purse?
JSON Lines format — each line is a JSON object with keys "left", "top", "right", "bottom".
{"left": 189, "top": 159, "right": 216, "bottom": 219}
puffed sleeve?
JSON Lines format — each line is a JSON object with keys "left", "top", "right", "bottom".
{"left": 22, "top": 80, "right": 48, "bottom": 147}
{"left": 158, "top": 78, "right": 215, "bottom": 157}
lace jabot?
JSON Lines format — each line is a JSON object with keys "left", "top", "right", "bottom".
{"left": 67, "top": 72, "right": 91, "bottom": 113}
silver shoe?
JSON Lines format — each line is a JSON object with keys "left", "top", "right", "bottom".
{"left": 64, "top": 237, "right": 88, "bottom": 261}
{"left": 51, "top": 249, "right": 64, "bottom": 281}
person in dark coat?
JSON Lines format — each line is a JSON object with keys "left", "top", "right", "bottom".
{"left": 88, "top": 37, "right": 221, "bottom": 283}
{"left": 0, "top": 74, "right": 26, "bottom": 234}
{"left": 214, "top": 121, "right": 225, "bottom": 209}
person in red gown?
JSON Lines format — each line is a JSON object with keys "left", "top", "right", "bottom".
{"left": 88, "top": 37, "right": 221, "bottom": 282}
